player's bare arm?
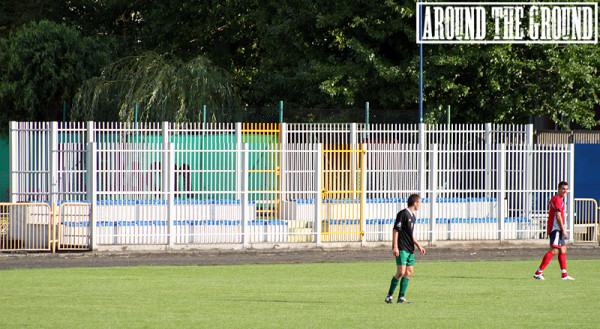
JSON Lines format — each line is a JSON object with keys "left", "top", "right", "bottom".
{"left": 413, "top": 234, "right": 426, "bottom": 255}
{"left": 392, "top": 230, "right": 400, "bottom": 257}
{"left": 556, "top": 212, "right": 569, "bottom": 239}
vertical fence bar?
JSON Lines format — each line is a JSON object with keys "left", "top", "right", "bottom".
{"left": 418, "top": 123, "right": 426, "bottom": 198}
{"left": 360, "top": 143, "right": 366, "bottom": 245}
{"left": 485, "top": 123, "right": 492, "bottom": 218}
{"left": 498, "top": 143, "right": 506, "bottom": 241}
{"left": 49, "top": 122, "right": 59, "bottom": 252}
{"left": 350, "top": 123, "right": 357, "bottom": 193}
{"left": 315, "top": 143, "right": 322, "bottom": 246}
{"left": 162, "top": 122, "right": 170, "bottom": 246}
{"left": 429, "top": 144, "right": 437, "bottom": 244}
{"left": 9, "top": 122, "right": 17, "bottom": 203}
{"left": 241, "top": 143, "right": 249, "bottom": 248}
{"left": 168, "top": 142, "right": 175, "bottom": 248}
{"left": 568, "top": 143, "right": 575, "bottom": 243}
{"left": 235, "top": 123, "right": 242, "bottom": 200}
{"left": 279, "top": 101, "right": 284, "bottom": 123}
{"left": 50, "top": 122, "right": 59, "bottom": 206}
{"left": 525, "top": 124, "right": 533, "bottom": 222}
{"left": 87, "top": 142, "right": 97, "bottom": 250}
{"left": 86, "top": 121, "right": 96, "bottom": 250}
{"left": 280, "top": 123, "right": 287, "bottom": 220}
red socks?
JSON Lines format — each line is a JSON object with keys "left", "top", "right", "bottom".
{"left": 536, "top": 251, "right": 568, "bottom": 277}
{"left": 536, "top": 251, "right": 555, "bottom": 274}
{"left": 558, "top": 253, "right": 567, "bottom": 277}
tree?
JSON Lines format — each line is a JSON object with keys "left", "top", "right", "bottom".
{"left": 71, "top": 52, "right": 243, "bottom": 122}
{"left": 421, "top": 44, "right": 600, "bottom": 128}
{"left": 0, "top": 20, "right": 110, "bottom": 135}
{"left": 248, "top": 0, "right": 417, "bottom": 111}
{"left": 0, "top": 0, "right": 70, "bottom": 39}
{"left": 2, "top": 2, "right": 599, "bottom": 127}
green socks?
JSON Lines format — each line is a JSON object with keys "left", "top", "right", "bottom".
{"left": 399, "top": 277, "right": 410, "bottom": 296}
{"left": 388, "top": 277, "right": 410, "bottom": 298}
{"left": 387, "top": 277, "right": 399, "bottom": 296}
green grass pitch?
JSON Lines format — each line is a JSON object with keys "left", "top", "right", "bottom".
{"left": 0, "top": 260, "right": 598, "bottom": 328}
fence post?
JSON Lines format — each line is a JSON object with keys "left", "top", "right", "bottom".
{"left": 497, "top": 143, "right": 506, "bottom": 241}
{"left": 168, "top": 142, "right": 175, "bottom": 248}
{"left": 87, "top": 141, "right": 97, "bottom": 250}
{"left": 162, "top": 122, "right": 169, "bottom": 198}
{"left": 279, "top": 101, "right": 284, "bottom": 123}
{"left": 360, "top": 143, "right": 367, "bottom": 246}
{"left": 485, "top": 123, "right": 492, "bottom": 218}
{"left": 314, "top": 144, "right": 322, "bottom": 247}
{"left": 568, "top": 143, "right": 575, "bottom": 243}
{"left": 350, "top": 123, "right": 357, "bottom": 194}
{"left": 280, "top": 123, "right": 287, "bottom": 219}
{"left": 162, "top": 122, "right": 173, "bottom": 248}
{"left": 9, "top": 122, "right": 18, "bottom": 203}
{"left": 525, "top": 124, "right": 533, "bottom": 221}
{"left": 49, "top": 122, "right": 59, "bottom": 206}
{"left": 235, "top": 123, "right": 242, "bottom": 200}
{"left": 429, "top": 144, "right": 437, "bottom": 244}
{"left": 86, "top": 121, "right": 96, "bottom": 250}
{"left": 241, "top": 143, "right": 250, "bottom": 248}
{"left": 418, "top": 123, "right": 427, "bottom": 198}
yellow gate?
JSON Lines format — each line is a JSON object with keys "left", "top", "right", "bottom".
{"left": 57, "top": 202, "right": 91, "bottom": 250}
{"left": 0, "top": 203, "right": 55, "bottom": 252}
{"left": 321, "top": 144, "right": 365, "bottom": 242}
{"left": 0, "top": 202, "right": 92, "bottom": 252}
{"left": 243, "top": 123, "right": 281, "bottom": 220}
{"left": 573, "top": 198, "right": 599, "bottom": 243}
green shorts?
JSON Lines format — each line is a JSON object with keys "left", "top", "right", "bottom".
{"left": 395, "top": 250, "right": 415, "bottom": 266}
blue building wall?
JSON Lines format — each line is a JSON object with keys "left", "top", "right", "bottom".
{"left": 574, "top": 144, "right": 600, "bottom": 203}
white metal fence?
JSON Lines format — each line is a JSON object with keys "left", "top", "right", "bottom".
{"left": 7, "top": 121, "right": 575, "bottom": 250}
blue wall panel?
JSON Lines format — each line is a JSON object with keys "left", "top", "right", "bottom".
{"left": 574, "top": 144, "right": 600, "bottom": 202}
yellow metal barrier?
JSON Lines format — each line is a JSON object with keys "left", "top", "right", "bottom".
{"left": 57, "top": 203, "right": 91, "bottom": 250}
{"left": 573, "top": 198, "right": 599, "bottom": 243}
{"left": 243, "top": 123, "right": 281, "bottom": 219}
{"left": 0, "top": 203, "right": 54, "bottom": 252}
{"left": 321, "top": 145, "right": 365, "bottom": 242}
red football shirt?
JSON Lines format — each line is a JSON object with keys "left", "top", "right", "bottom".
{"left": 547, "top": 195, "right": 565, "bottom": 234}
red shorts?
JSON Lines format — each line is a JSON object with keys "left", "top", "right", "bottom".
{"left": 549, "top": 230, "right": 566, "bottom": 248}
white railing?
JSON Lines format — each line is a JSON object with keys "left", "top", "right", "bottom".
{"left": 8, "top": 121, "right": 574, "bottom": 250}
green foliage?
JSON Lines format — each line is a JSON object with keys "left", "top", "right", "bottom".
{"left": 71, "top": 52, "right": 243, "bottom": 122}
{"left": 0, "top": 261, "right": 598, "bottom": 328}
{"left": 423, "top": 44, "right": 600, "bottom": 127}
{"left": 0, "top": 1, "right": 70, "bottom": 39}
{"left": 0, "top": 20, "right": 109, "bottom": 135}
{"left": 1, "top": 2, "right": 600, "bottom": 127}
{"left": 249, "top": 0, "right": 417, "bottom": 110}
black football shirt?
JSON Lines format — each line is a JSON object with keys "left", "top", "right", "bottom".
{"left": 393, "top": 208, "right": 416, "bottom": 253}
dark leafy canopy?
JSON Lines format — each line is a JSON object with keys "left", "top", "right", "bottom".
{"left": 249, "top": 1, "right": 417, "bottom": 110}
{"left": 71, "top": 52, "right": 243, "bottom": 123}
{"left": 1, "top": 1, "right": 599, "bottom": 128}
{"left": 0, "top": 0, "right": 70, "bottom": 39}
{"left": 0, "top": 20, "right": 109, "bottom": 134}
